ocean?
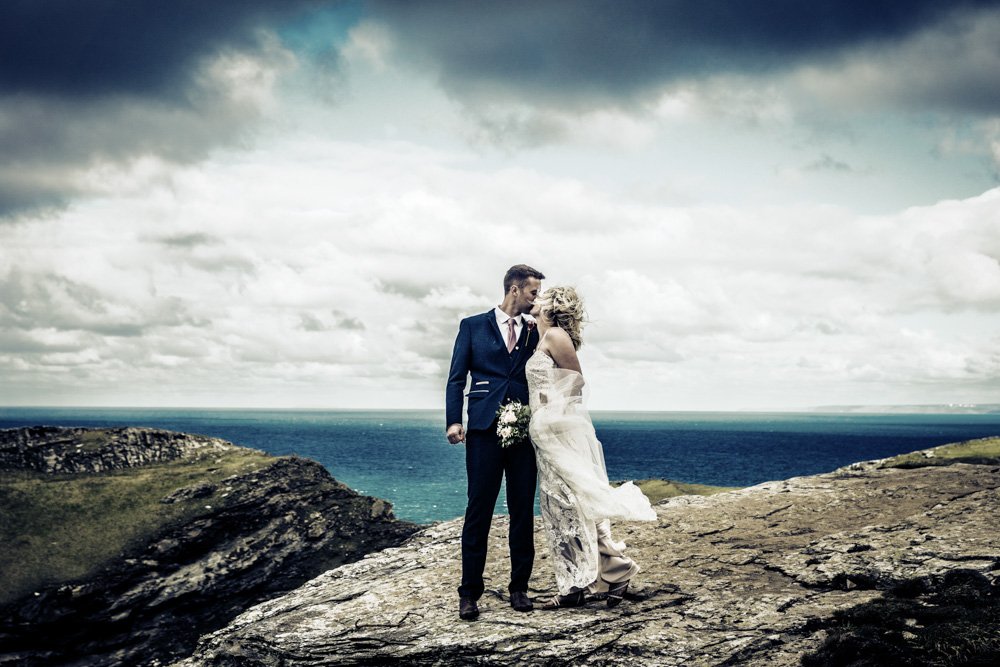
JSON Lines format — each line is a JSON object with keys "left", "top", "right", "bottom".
{"left": 2, "top": 407, "right": 998, "bottom": 524}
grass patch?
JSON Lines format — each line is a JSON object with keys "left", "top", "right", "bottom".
{"left": 77, "top": 429, "right": 120, "bottom": 452}
{"left": 0, "top": 448, "right": 272, "bottom": 606}
{"left": 879, "top": 436, "right": 1000, "bottom": 469}
{"left": 626, "top": 478, "right": 738, "bottom": 504}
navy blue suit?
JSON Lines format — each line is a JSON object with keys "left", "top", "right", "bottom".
{"left": 447, "top": 310, "right": 539, "bottom": 600}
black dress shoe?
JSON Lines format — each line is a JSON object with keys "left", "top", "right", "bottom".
{"left": 510, "top": 591, "right": 533, "bottom": 612}
{"left": 459, "top": 596, "right": 479, "bottom": 621}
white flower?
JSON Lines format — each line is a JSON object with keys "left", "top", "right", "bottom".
{"left": 496, "top": 400, "right": 530, "bottom": 447}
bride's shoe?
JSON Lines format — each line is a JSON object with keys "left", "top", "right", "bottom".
{"left": 605, "top": 579, "right": 629, "bottom": 608}
{"left": 542, "top": 590, "right": 586, "bottom": 609}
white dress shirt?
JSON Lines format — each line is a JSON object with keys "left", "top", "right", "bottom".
{"left": 494, "top": 306, "right": 523, "bottom": 350}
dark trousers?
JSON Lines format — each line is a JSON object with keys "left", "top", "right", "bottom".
{"left": 458, "top": 424, "right": 538, "bottom": 600}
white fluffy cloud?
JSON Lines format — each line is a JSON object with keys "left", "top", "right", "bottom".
{"left": 1, "top": 134, "right": 997, "bottom": 409}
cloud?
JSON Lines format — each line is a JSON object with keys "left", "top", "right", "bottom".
{"left": 345, "top": 2, "right": 1000, "bottom": 165}
{"left": 0, "top": 1, "right": 323, "bottom": 98}
{"left": 157, "top": 233, "right": 222, "bottom": 248}
{"left": 370, "top": 0, "right": 1000, "bottom": 111}
{"left": 0, "top": 267, "right": 199, "bottom": 337}
{"left": 460, "top": 105, "right": 659, "bottom": 152}
{"left": 0, "top": 1, "right": 320, "bottom": 219}
{"left": 5, "top": 2, "right": 997, "bottom": 410}
{"left": 804, "top": 154, "right": 854, "bottom": 173}
{"left": 789, "top": 6, "right": 1000, "bottom": 114}
{"left": 298, "top": 311, "right": 366, "bottom": 332}
{"left": 1, "top": 136, "right": 997, "bottom": 408}
{"left": 0, "top": 46, "right": 295, "bottom": 219}
{"left": 299, "top": 312, "right": 327, "bottom": 332}
{"left": 341, "top": 21, "right": 394, "bottom": 71}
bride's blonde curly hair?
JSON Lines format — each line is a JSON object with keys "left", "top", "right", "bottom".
{"left": 536, "top": 286, "right": 586, "bottom": 350}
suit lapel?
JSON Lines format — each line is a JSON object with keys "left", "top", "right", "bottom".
{"left": 486, "top": 310, "right": 506, "bottom": 350}
{"left": 485, "top": 310, "right": 533, "bottom": 364}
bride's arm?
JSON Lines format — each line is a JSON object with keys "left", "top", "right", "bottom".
{"left": 546, "top": 327, "right": 582, "bottom": 375}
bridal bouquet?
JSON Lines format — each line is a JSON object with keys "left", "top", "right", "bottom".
{"left": 496, "top": 400, "right": 531, "bottom": 448}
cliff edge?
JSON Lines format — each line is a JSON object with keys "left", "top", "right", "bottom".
{"left": 0, "top": 426, "right": 419, "bottom": 667}
{"left": 177, "top": 439, "right": 1000, "bottom": 666}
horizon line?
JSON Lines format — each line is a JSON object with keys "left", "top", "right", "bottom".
{"left": 2, "top": 404, "right": 998, "bottom": 415}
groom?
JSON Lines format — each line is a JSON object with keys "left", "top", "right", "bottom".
{"left": 446, "top": 264, "right": 544, "bottom": 621}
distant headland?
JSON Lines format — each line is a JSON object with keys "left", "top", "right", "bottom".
{"left": 810, "top": 403, "right": 1000, "bottom": 414}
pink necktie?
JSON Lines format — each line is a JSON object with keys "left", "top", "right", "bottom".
{"left": 506, "top": 318, "right": 517, "bottom": 353}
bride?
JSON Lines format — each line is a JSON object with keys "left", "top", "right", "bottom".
{"left": 526, "top": 286, "right": 657, "bottom": 609}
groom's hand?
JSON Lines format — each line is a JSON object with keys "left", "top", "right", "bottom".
{"left": 446, "top": 423, "right": 465, "bottom": 444}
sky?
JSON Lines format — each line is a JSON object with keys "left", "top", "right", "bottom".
{"left": 1, "top": 1, "right": 999, "bottom": 412}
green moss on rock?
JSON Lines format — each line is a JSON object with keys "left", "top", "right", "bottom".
{"left": 626, "top": 478, "right": 738, "bottom": 503}
{"left": 0, "top": 448, "right": 270, "bottom": 604}
{"left": 879, "top": 436, "right": 1000, "bottom": 469}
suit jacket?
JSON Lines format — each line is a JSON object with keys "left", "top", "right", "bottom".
{"left": 446, "top": 310, "right": 539, "bottom": 432}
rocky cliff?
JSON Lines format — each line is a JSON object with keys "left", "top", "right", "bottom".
{"left": 176, "top": 441, "right": 1000, "bottom": 666}
{"left": 0, "top": 427, "right": 419, "bottom": 667}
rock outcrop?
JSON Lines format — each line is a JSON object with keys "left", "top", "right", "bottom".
{"left": 0, "top": 427, "right": 419, "bottom": 667}
{"left": 0, "top": 426, "right": 239, "bottom": 474}
{"left": 177, "top": 456, "right": 1000, "bottom": 666}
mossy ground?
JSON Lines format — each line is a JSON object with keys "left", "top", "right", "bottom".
{"left": 630, "top": 478, "right": 737, "bottom": 503}
{"left": 0, "top": 448, "right": 272, "bottom": 606}
{"left": 879, "top": 436, "right": 1000, "bottom": 468}
{"left": 625, "top": 436, "right": 1000, "bottom": 504}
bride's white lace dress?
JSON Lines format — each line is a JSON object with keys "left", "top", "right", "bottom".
{"left": 526, "top": 349, "right": 657, "bottom": 595}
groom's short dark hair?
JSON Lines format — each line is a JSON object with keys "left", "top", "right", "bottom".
{"left": 504, "top": 264, "right": 545, "bottom": 294}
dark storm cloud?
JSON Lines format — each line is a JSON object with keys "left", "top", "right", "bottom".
{"left": 371, "top": 0, "right": 1000, "bottom": 108}
{"left": 0, "top": 89, "right": 263, "bottom": 219}
{"left": 0, "top": 92, "right": 255, "bottom": 219}
{"left": 0, "top": 1, "right": 326, "bottom": 98}
{"left": 0, "top": 0, "right": 333, "bottom": 220}
{"left": 0, "top": 171, "right": 77, "bottom": 220}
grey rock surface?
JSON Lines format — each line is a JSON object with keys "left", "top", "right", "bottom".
{"left": 0, "top": 426, "right": 234, "bottom": 473}
{"left": 178, "top": 461, "right": 1000, "bottom": 666}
